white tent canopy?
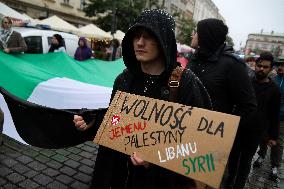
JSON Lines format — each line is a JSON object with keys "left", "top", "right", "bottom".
{"left": 0, "top": 2, "right": 32, "bottom": 22}
{"left": 108, "top": 30, "right": 125, "bottom": 42}
{"left": 38, "top": 15, "right": 79, "bottom": 34}
{"left": 78, "top": 24, "right": 111, "bottom": 39}
{"left": 21, "top": 13, "right": 33, "bottom": 20}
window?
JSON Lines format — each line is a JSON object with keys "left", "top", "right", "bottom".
{"left": 170, "top": 4, "right": 178, "bottom": 14}
{"left": 47, "top": 37, "right": 52, "bottom": 46}
{"left": 80, "top": 0, "right": 85, "bottom": 10}
{"left": 262, "top": 44, "right": 268, "bottom": 50}
{"left": 24, "top": 36, "right": 43, "bottom": 54}
{"left": 61, "top": 0, "right": 73, "bottom": 8}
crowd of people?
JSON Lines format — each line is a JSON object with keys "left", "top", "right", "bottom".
{"left": 1, "top": 9, "right": 284, "bottom": 189}
{"left": 0, "top": 16, "right": 122, "bottom": 61}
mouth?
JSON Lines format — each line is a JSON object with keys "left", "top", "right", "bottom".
{"left": 135, "top": 49, "right": 147, "bottom": 54}
{"left": 257, "top": 71, "right": 264, "bottom": 75}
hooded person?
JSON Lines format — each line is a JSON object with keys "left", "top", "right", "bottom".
{"left": 74, "top": 37, "right": 92, "bottom": 61}
{"left": 195, "top": 18, "right": 228, "bottom": 59}
{"left": 48, "top": 34, "right": 66, "bottom": 53}
{"left": 187, "top": 18, "right": 257, "bottom": 189}
{"left": 73, "top": 9, "right": 212, "bottom": 189}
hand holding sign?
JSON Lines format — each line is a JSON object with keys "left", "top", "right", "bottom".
{"left": 94, "top": 91, "right": 240, "bottom": 189}
{"left": 130, "top": 152, "right": 150, "bottom": 168}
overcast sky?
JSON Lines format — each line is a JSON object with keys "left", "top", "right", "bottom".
{"left": 211, "top": 0, "right": 284, "bottom": 50}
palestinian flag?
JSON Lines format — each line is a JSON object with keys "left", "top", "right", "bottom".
{"left": 0, "top": 51, "right": 125, "bottom": 148}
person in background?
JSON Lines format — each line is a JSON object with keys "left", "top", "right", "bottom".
{"left": 253, "top": 56, "right": 284, "bottom": 181}
{"left": 244, "top": 56, "right": 256, "bottom": 77}
{"left": 234, "top": 52, "right": 280, "bottom": 188}
{"left": 187, "top": 18, "right": 257, "bottom": 189}
{"left": 48, "top": 34, "right": 66, "bottom": 53}
{"left": 74, "top": 37, "right": 92, "bottom": 61}
{"left": 245, "top": 56, "right": 256, "bottom": 70}
{"left": 0, "top": 16, "right": 27, "bottom": 53}
{"left": 106, "top": 38, "right": 122, "bottom": 61}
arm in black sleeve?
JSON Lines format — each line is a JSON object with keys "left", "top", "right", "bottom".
{"left": 225, "top": 59, "right": 257, "bottom": 139}
{"left": 268, "top": 85, "right": 281, "bottom": 140}
{"left": 180, "top": 68, "right": 212, "bottom": 110}
{"left": 227, "top": 60, "right": 257, "bottom": 124}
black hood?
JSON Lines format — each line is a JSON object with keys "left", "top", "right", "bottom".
{"left": 122, "top": 9, "right": 178, "bottom": 76}
{"left": 197, "top": 18, "right": 228, "bottom": 58}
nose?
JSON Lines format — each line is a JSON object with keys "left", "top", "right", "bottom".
{"left": 136, "top": 36, "right": 145, "bottom": 46}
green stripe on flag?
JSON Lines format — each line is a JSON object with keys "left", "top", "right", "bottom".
{"left": 0, "top": 51, "right": 125, "bottom": 99}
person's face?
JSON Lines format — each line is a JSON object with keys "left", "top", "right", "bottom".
{"left": 255, "top": 60, "right": 272, "bottom": 80}
{"left": 51, "top": 37, "right": 59, "bottom": 45}
{"left": 79, "top": 40, "right": 84, "bottom": 47}
{"left": 133, "top": 29, "right": 160, "bottom": 63}
{"left": 277, "top": 63, "right": 284, "bottom": 75}
{"left": 248, "top": 61, "right": 256, "bottom": 70}
{"left": 190, "top": 29, "right": 198, "bottom": 48}
{"left": 2, "top": 18, "right": 12, "bottom": 29}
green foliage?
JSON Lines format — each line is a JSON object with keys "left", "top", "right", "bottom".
{"left": 176, "top": 17, "right": 196, "bottom": 46}
{"left": 84, "top": 0, "right": 161, "bottom": 32}
{"left": 273, "top": 46, "right": 281, "bottom": 57}
{"left": 252, "top": 48, "right": 262, "bottom": 55}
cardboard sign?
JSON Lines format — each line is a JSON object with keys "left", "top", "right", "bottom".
{"left": 94, "top": 91, "right": 240, "bottom": 188}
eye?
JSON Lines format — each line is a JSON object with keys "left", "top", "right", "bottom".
{"left": 133, "top": 31, "right": 142, "bottom": 39}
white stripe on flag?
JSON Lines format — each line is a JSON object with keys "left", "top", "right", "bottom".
{"left": 28, "top": 77, "right": 113, "bottom": 109}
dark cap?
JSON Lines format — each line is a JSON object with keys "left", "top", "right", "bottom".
{"left": 275, "top": 57, "right": 284, "bottom": 66}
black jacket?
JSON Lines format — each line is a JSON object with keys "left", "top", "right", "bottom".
{"left": 91, "top": 10, "right": 212, "bottom": 189}
{"left": 188, "top": 45, "right": 257, "bottom": 134}
{"left": 247, "top": 77, "right": 281, "bottom": 140}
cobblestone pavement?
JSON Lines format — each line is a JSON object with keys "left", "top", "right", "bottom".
{"left": 0, "top": 134, "right": 98, "bottom": 189}
{"left": 244, "top": 150, "right": 284, "bottom": 189}
{"left": 0, "top": 133, "right": 283, "bottom": 189}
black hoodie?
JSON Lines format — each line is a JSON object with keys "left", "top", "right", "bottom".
{"left": 91, "top": 9, "right": 212, "bottom": 189}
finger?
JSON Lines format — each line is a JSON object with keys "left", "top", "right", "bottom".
{"left": 74, "top": 120, "right": 86, "bottom": 127}
{"left": 130, "top": 155, "right": 138, "bottom": 165}
{"left": 76, "top": 123, "right": 87, "bottom": 131}
{"left": 79, "top": 123, "right": 87, "bottom": 130}
{"left": 73, "top": 115, "right": 83, "bottom": 121}
{"left": 132, "top": 153, "right": 144, "bottom": 164}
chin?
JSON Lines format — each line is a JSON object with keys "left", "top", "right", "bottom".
{"left": 136, "top": 56, "right": 147, "bottom": 62}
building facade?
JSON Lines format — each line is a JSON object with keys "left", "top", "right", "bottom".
{"left": 193, "top": 0, "right": 222, "bottom": 22}
{"left": 161, "top": 0, "right": 195, "bottom": 19}
{"left": 158, "top": 0, "right": 224, "bottom": 36}
{"left": 245, "top": 32, "right": 284, "bottom": 56}
{"left": 0, "top": 0, "right": 93, "bottom": 27}
{"left": 156, "top": 0, "right": 195, "bottom": 36}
